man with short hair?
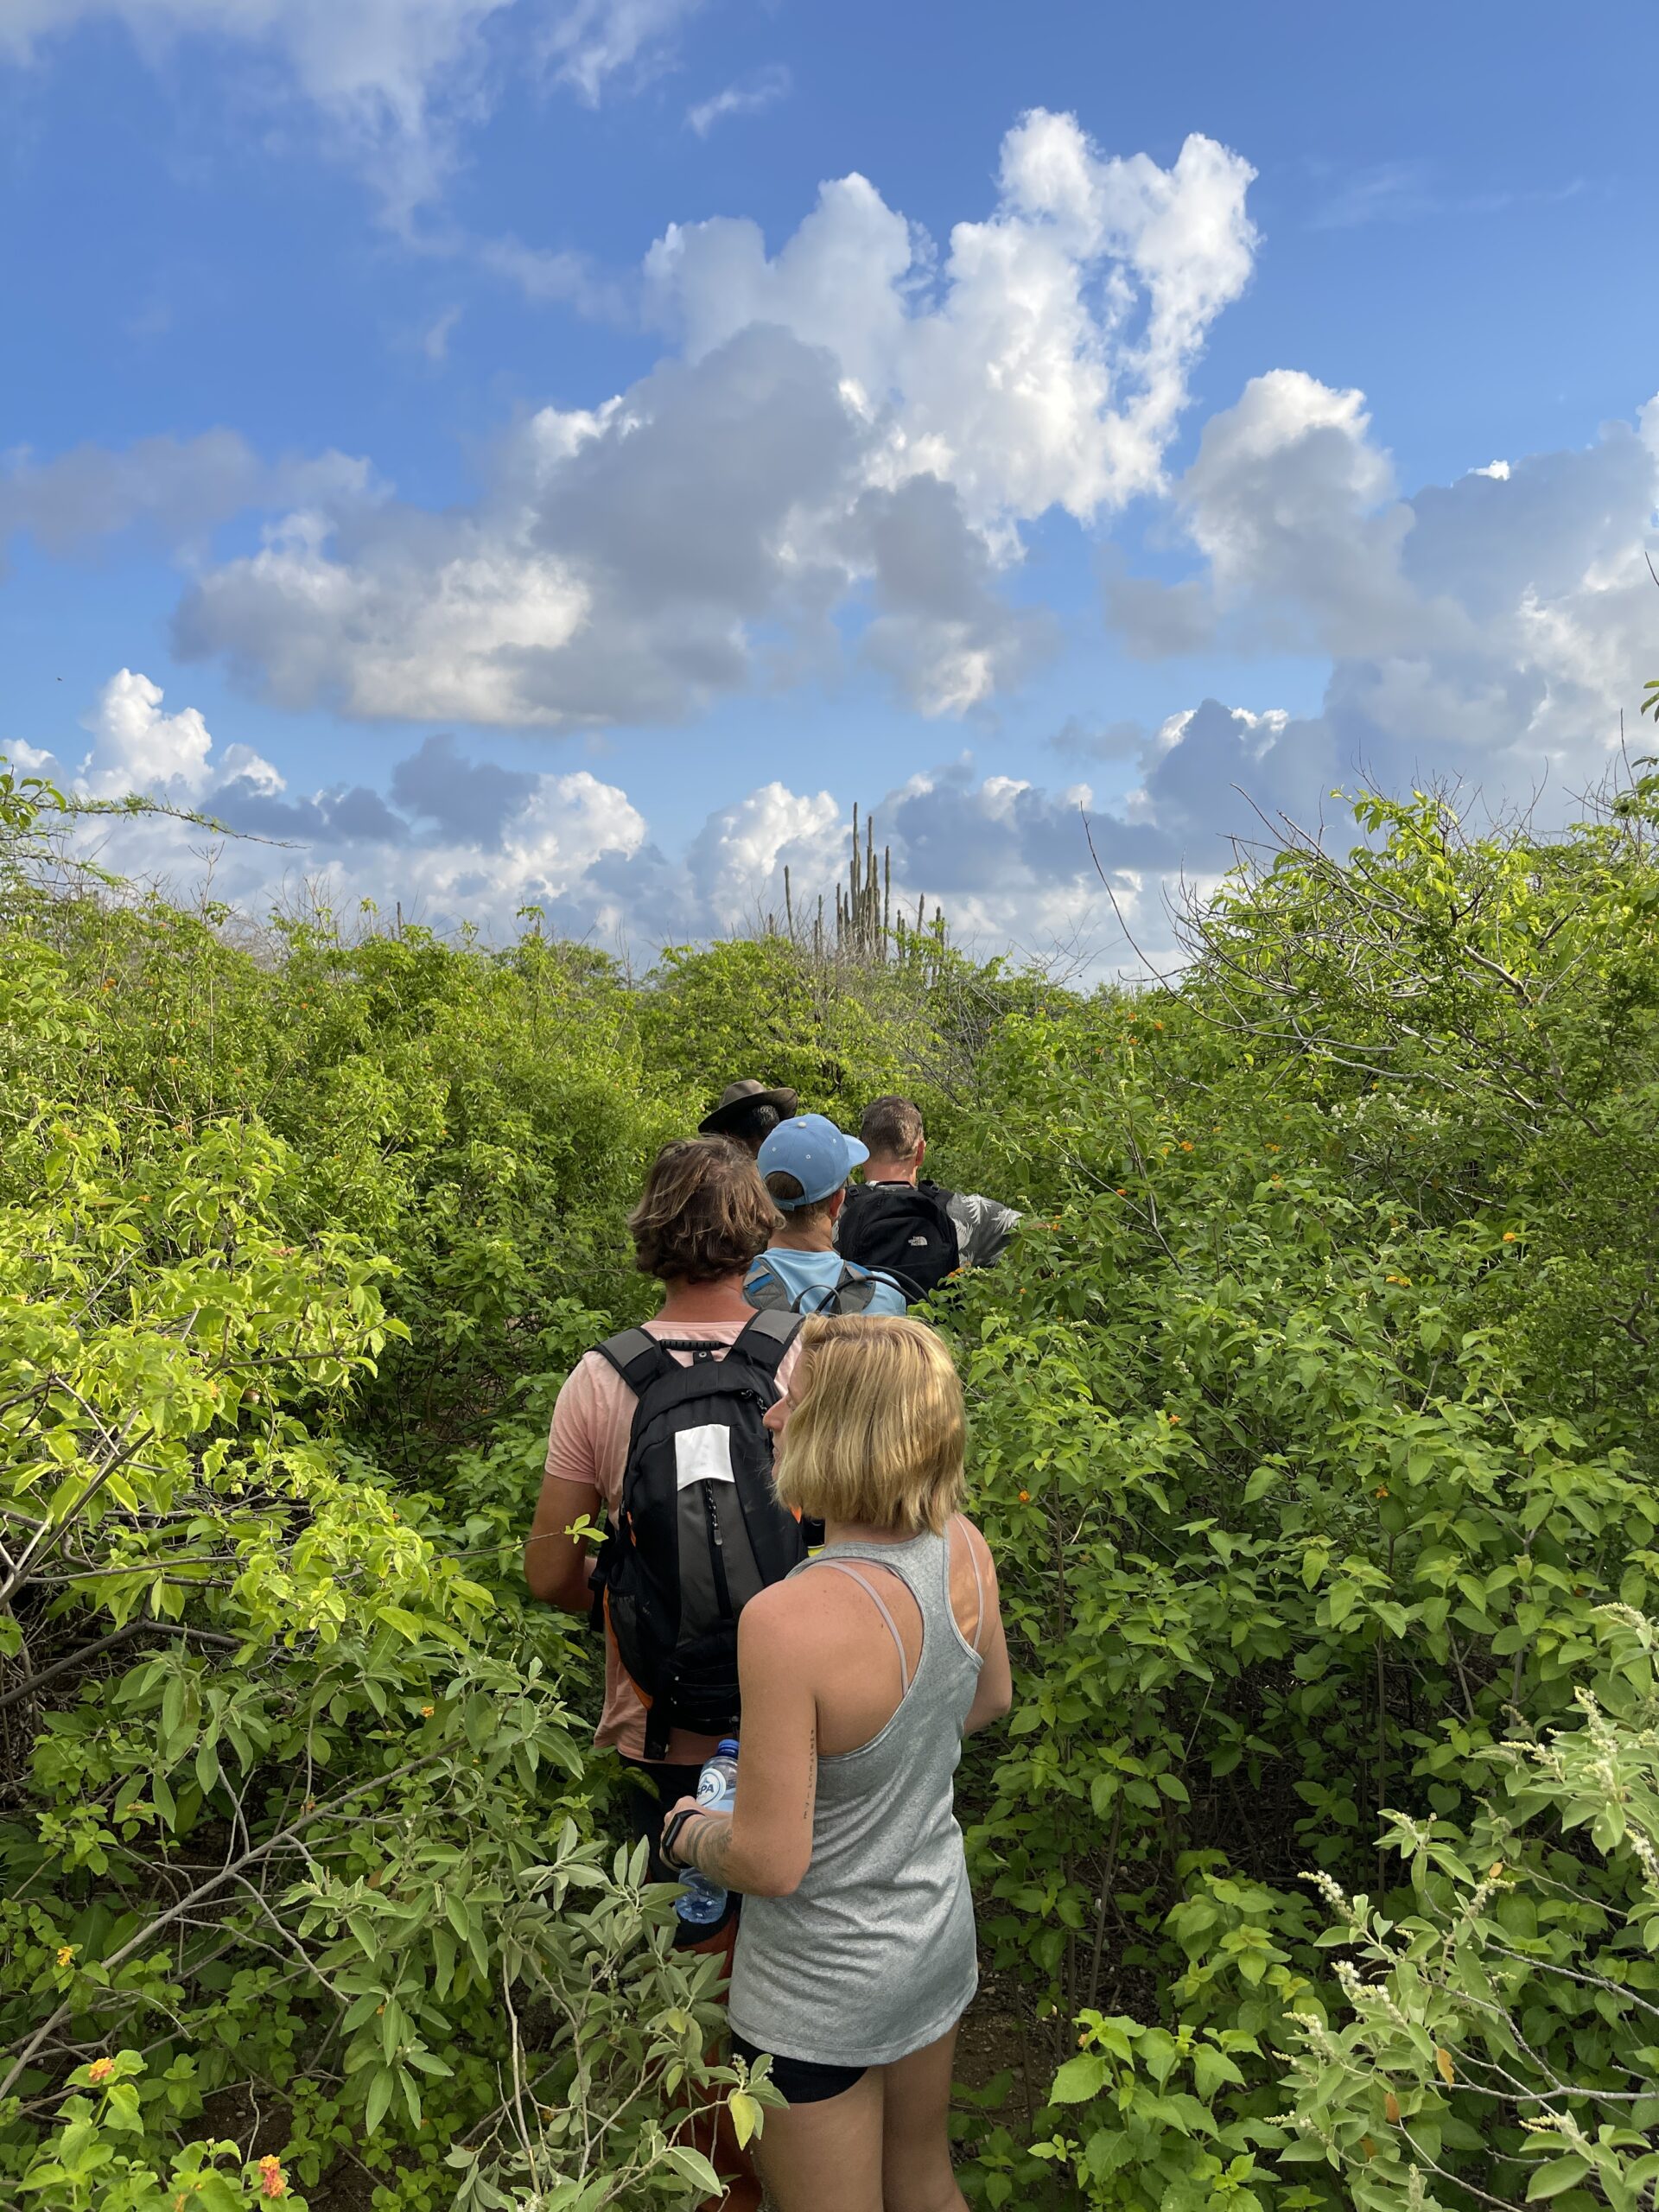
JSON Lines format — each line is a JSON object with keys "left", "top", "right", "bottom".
{"left": 836, "top": 1094, "right": 1020, "bottom": 1300}
{"left": 698, "top": 1079, "right": 798, "bottom": 1158}
{"left": 525, "top": 1136, "right": 802, "bottom": 1843}
{"left": 746, "top": 1115, "right": 908, "bottom": 1316}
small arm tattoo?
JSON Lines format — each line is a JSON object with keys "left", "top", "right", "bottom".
{"left": 685, "top": 1812, "right": 736, "bottom": 1886}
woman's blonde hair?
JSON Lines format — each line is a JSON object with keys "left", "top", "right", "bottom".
{"left": 774, "top": 1314, "right": 965, "bottom": 1536}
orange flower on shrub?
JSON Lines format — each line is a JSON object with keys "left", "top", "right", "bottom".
{"left": 1018, "top": 1491, "right": 1031, "bottom": 1503}
{"left": 257, "top": 2154, "right": 288, "bottom": 2199}
{"left": 86, "top": 2057, "right": 115, "bottom": 2085}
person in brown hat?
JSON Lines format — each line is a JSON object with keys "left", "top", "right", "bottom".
{"left": 698, "top": 1079, "right": 799, "bottom": 1157}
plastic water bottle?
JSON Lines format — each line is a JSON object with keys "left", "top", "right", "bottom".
{"left": 674, "top": 1738, "right": 739, "bottom": 1927}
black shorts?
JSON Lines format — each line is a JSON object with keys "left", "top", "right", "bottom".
{"left": 729, "top": 2032, "right": 867, "bottom": 2105}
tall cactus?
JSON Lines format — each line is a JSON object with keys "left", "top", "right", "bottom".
{"left": 770, "top": 814, "right": 949, "bottom": 978}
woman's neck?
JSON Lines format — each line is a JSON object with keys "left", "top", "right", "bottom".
{"left": 656, "top": 1272, "right": 755, "bottom": 1323}
{"left": 823, "top": 1517, "right": 914, "bottom": 1548}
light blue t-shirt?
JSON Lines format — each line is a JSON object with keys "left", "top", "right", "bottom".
{"left": 746, "top": 1247, "right": 907, "bottom": 1317}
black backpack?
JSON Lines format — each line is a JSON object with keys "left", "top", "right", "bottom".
{"left": 591, "top": 1311, "right": 804, "bottom": 1759}
{"left": 746, "top": 1257, "right": 890, "bottom": 1317}
{"left": 836, "top": 1180, "right": 960, "bottom": 1303}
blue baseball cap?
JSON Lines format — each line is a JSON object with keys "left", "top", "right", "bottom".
{"left": 756, "top": 1113, "right": 869, "bottom": 1207}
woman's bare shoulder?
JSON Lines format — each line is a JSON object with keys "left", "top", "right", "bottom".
{"left": 741, "top": 1561, "right": 887, "bottom": 1655}
{"left": 740, "top": 1575, "right": 828, "bottom": 1650}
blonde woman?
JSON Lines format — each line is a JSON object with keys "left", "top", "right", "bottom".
{"left": 660, "top": 1315, "right": 1013, "bottom": 2212}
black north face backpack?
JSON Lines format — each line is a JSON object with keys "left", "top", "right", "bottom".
{"left": 836, "top": 1180, "right": 960, "bottom": 1303}
{"left": 591, "top": 1310, "right": 804, "bottom": 1760}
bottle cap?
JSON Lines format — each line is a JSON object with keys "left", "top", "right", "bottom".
{"left": 717, "top": 1738, "right": 740, "bottom": 1757}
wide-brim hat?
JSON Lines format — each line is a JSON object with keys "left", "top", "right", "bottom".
{"left": 698, "top": 1079, "right": 800, "bottom": 1136}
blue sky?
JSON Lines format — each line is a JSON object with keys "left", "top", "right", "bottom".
{"left": 3, "top": 0, "right": 1656, "bottom": 965}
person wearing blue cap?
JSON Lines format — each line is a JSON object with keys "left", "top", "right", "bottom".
{"left": 747, "top": 1116, "right": 908, "bottom": 1317}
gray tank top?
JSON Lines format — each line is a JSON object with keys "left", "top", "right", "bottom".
{"left": 728, "top": 1521, "right": 984, "bottom": 2068}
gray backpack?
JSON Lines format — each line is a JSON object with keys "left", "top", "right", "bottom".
{"left": 746, "top": 1258, "right": 887, "bottom": 1317}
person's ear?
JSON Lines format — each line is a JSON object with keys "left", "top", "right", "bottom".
{"left": 915, "top": 1136, "right": 926, "bottom": 1168}
{"left": 827, "top": 1187, "right": 846, "bottom": 1221}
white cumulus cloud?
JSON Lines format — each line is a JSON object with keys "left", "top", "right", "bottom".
{"left": 6, "top": 673, "right": 1139, "bottom": 969}
{"left": 1106, "top": 373, "right": 1659, "bottom": 806}
{"left": 11, "top": 674, "right": 649, "bottom": 932}
{"left": 141, "top": 110, "right": 1255, "bottom": 728}
{"left": 74, "top": 668, "right": 220, "bottom": 798}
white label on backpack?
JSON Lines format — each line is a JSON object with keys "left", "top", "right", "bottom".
{"left": 675, "top": 1424, "right": 736, "bottom": 1491}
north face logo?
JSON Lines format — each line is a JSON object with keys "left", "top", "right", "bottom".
{"left": 908, "top": 1234, "right": 929, "bottom": 1246}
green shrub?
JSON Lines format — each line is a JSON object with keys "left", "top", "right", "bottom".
{"left": 7, "top": 760, "right": 1659, "bottom": 2209}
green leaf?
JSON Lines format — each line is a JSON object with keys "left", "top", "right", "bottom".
{"left": 432, "top": 1925, "right": 457, "bottom": 1998}
{"left": 1192, "top": 2045, "right": 1246, "bottom": 2099}
{"left": 1049, "top": 2053, "right": 1109, "bottom": 2105}
{"left": 1527, "top": 2157, "right": 1592, "bottom": 2199}
{"left": 663, "top": 2145, "right": 724, "bottom": 2191}
{"left": 728, "top": 2089, "right": 763, "bottom": 2147}
{"left": 1139, "top": 2028, "right": 1179, "bottom": 2087}
{"left": 363, "top": 2067, "right": 395, "bottom": 2135}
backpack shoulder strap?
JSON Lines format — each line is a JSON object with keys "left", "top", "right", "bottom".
{"left": 728, "top": 1306, "right": 802, "bottom": 1377}
{"left": 593, "top": 1328, "right": 677, "bottom": 1395}
{"left": 785, "top": 1267, "right": 863, "bottom": 1315}
{"left": 744, "top": 1261, "right": 791, "bottom": 1311}
{"left": 828, "top": 1262, "right": 881, "bottom": 1314}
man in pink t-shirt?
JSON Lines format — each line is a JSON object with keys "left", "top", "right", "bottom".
{"left": 525, "top": 1136, "right": 799, "bottom": 1873}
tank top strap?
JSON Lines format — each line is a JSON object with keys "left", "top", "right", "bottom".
{"left": 806, "top": 1558, "right": 913, "bottom": 1693}
{"left": 804, "top": 1531, "right": 958, "bottom": 1680}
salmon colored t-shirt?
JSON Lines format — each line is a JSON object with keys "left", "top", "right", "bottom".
{"left": 543, "top": 1319, "right": 802, "bottom": 1769}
